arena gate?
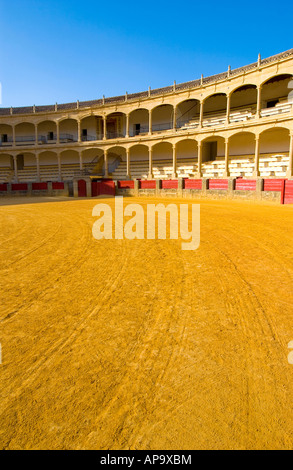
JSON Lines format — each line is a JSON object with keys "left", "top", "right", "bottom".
{"left": 78, "top": 179, "right": 87, "bottom": 197}
{"left": 283, "top": 180, "right": 293, "bottom": 205}
{"left": 92, "top": 180, "right": 115, "bottom": 197}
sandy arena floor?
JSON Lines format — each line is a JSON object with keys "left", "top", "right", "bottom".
{"left": 0, "top": 196, "right": 293, "bottom": 450}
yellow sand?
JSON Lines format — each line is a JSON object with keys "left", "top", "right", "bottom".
{"left": 0, "top": 197, "right": 293, "bottom": 450}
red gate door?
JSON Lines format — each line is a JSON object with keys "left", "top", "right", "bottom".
{"left": 100, "top": 181, "right": 115, "bottom": 196}
{"left": 78, "top": 179, "right": 87, "bottom": 197}
{"left": 92, "top": 181, "right": 101, "bottom": 197}
{"left": 284, "top": 180, "right": 293, "bottom": 204}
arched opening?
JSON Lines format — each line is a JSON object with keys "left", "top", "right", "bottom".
{"left": 106, "top": 146, "right": 126, "bottom": 177}
{"left": 106, "top": 113, "right": 126, "bottom": 139}
{"left": 230, "top": 85, "right": 257, "bottom": 122}
{"left": 261, "top": 74, "right": 293, "bottom": 117}
{"left": 259, "top": 127, "right": 290, "bottom": 177}
{"left": 201, "top": 136, "right": 225, "bottom": 178}
{"left": 176, "top": 99, "right": 200, "bottom": 130}
{"left": 60, "top": 150, "right": 80, "bottom": 180}
{"left": 152, "top": 142, "right": 173, "bottom": 179}
{"left": 0, "top": 124, "right": 13, "bottom": 147}
{"left": 15, "top": 152, "right": 36, "bottom": 181}
{"left": 80, "top": 115, "right": 103, "bottom": 141}
{"left": 152, "top": 105, "right": 174, "bottom": 132}
{"left": 0, "top": 154, "right": 13, "bottom": 182}
{"left": 129, "top": 109, "right": 149, "bottom": 136}
{"left": 176, "top": 139, "right": 198, "bottom": 177}
{"left": 128, "top": 144, "right": 149, "bottom": 179}
{"left": 15, "top": 122, "right": 35, "bottom": 145}
{"left": 229, "top": 132, "right": 256, "bottom": 177}
{"left": 59, "top": 119, "right": 78, "bottom": 143}
{"left": 37, "top": 121, "right": 57, "bottom": 144}
{"left": 82, "top": 148, "right": 104, "bottom": 174}
{"left": 203, "top": 93, "right": 227, "bottom": 127}
{"left": 38, "top": 151, "right": 59, "bottom": 181}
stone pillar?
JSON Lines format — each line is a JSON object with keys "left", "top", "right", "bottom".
{"left": 254, "top": 135, "right": 260, "bottom": 177}
{"left": 178, "top": 177, "right": 184, "bottom": 197}
{"left": 287, "top": 132, "right": 293, "bottom": 178}
{"left": 224, "top": 138, "right": 230, "bottom": 177}
{"left": 256, "top": 86, "right": 262, "bottom": 119}
{"left": 126, "top": 114, "right": 130, "bottom": 138}
{"left": 172, "top": 144, "right": 177, "bottom": 178}
{"left": 228, "top": 178, "right": 236, "bottom": 197}
{"left": 226, "top": 94, "right": 231, "bottom": 125}
{"left": 134, "top": 179, "right": 139, "bottom": 196}
{"left": 148, "top": 147, "right": 153, "bottom": 179}
{"left": 126, "top": 148, "right": 131, "bottom": 179}
{"left": 78, "top": 120, "right": 81, "bottom": 143}
{"left": 47, "top": 181, "right": 53, "bottom": 196}
{"left": 56, "top": 122, "right": 60, "bottom": 144}
{"left": 27, "top": 183, "right": 32, "bottom": 197}
{"left": 103, "top": 116, "right": 107, "bottom": 140}
{"left": 35, "top": 124, "right": 38, "bottom": 146}
{"left": 173, "top": 106, "right": 177, "bottom": 131}
{"left": 57, "top": 153, "right": 62, "bottom": 181}
{"left": 155, "top": 179, "right": 162, "bottom": 196}
{"left": 197, "top": 141, "right": 202, "bottom": 177}
{"left": 199, "top": 101, "right": 204, "bottom": 128}
{"left": 73, "top": 179, "right": 78, "bottom": 198}
{"left": 12, "top": 126, "right": 16, "bottom": 146}
{"left": 13, "top": 155, "right": 18, "bottom": 182}
{"left": 202, "top": 178, "right": 209, "bottom": 195}
{"left": 148, "top": 111, "right": 152, "bottom": 136}
{"left": 104, "top": 149, "right": 109, "bottom": 178}
{"left": 86, "top": 178, "right": 92, "bottom": 198}
{"left": 256, "top": 178, "right": 264, "bottom": 201}
{"left": 36, "top": 153, "right": 40, "bottom": 181}
{"left": 79, "top": 151, "right": 83, "bottom": 171}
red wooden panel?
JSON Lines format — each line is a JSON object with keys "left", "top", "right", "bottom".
{"left": 284, "top": 180, "right": 293, "bottom": 205}
{"left": 78, "top": 179, "right": 87, "bottom": 197}
{"left": 140, "top": 180, "right": 156, "bottom": 189}
{"left": 92, "top": 181, "right": 100, "bottom": 197}
{"left": 184, "top": 179, "right": 202, "bottom": 190}
{"left": 118, "top": 180, "right": 134, "bottom": 189}
{"left": 161, "top": 180, "right": 178, "bottom": 189}
{"left": 235, "top": 179, "right": 257, "bottom": 191}
{"left": 12, "top": 183, "right": 28, "bottom": 191}
{"left": 0, "top": 184, "right": 8, "bottom": 191}
{"left": 264, "top": 179, "right": 285, "bottom": 192}
{"left": 32, "top": 182, "right": 48, "bottom": 191}
{"left": 52, "top": 182, "right": 64, "bottom": 190}
{"left": 209, "top": 179, "right": 229, "bottom": 190}
{"left": 100, "top": 181, "right": 115, "bottom": 196}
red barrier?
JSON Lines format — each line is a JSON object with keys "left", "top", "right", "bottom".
{"left": 284, "top": 180, "right": 293, "bottom": 205}
{"left": 209, "top": 179, "right": 229, "bottom": 190}
{"left": 140, "top": 180, "right": 156, "bottom": 189}
{"left": 0, "top": 184, "right": 8, "bottom": 192}
{"left": 12, "top": 183, "right": 28, "bottom": 191}
{"left": 118, "top": 180, "right": 134, "bottom": 189}
{"left": 235, "top": 179, "right": 257, "bottom": 191}
{"left": 264, "top": 179, "right": 285, "bottom": 192}
{"left": 91, "top": 181, "right": 100, "bottom": 197}
{"left": 162, "top": 180, "right": 178, "bottom": 189}
{"left": 184, "top": 179, "right": 202, "bottom": 190}
{"left": 78, "top": 179, "right": 87, "bottom": 197}
{"left": 100, "top": 181, "right": 115, "bottom": 196}
{"left": 52, "top": 182, "right": 64, "bottom": 190}
{"left": 32, "top": 182, "right": 48, "bottom": 191}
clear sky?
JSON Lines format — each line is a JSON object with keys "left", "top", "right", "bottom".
{"left": 0, "top": 0, "right": 292, "bottom": 107}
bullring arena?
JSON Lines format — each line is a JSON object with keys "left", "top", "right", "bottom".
{"left": 1, "top": 50, "right": 293, "bottom": 450}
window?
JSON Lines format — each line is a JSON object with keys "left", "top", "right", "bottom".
{"left": 134, "top": 124, "right": 140, "bottom": 136}
{"left": 48, "top": 132, "right": 54, "bottom": 141}
{"left": 267, "top": 100, "right": 279, "bottom": 108}
{"left": 2, "top": 134, "right": 8, "bottom": 143}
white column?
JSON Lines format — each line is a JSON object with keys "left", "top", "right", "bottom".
{"left": 148, "top": 147, "right": 153, "bottom": 179}
{"left": 36, "top": 153, "right": 40, "bottom": 181}
{"left": 103, "top": 116, "right": 107, "bottom": 140}
{"left": 12, "top": 126, "right": 16, "bottom": 146}
{"left": 287, "top": 132, "right": 293, "bottom": 178}
{"left": 226, "top": 94, "right": 231, "bottom": 125}
{"left": 254, "top": 135, "right": 260, "bottom": 177}
{"left": 224, "top": 138, "right": 230, "bottom": 177}
{"left": 148, "top": 110, "right": 152, "bottom": 136}
{"left": 35, "top": 124, "right": 38, "bottom": 146}
{"left": 126, "top": 148, "right": 131, "bottom": 178}
{"left": 256, "top": 86, "right": 262, "bottom": 119}
{"left": 104, "top": 149, "right": 109, "bottom": 178}
{"left": 126, "top": 114, "right": 130, "bottom": 138}
{"left": 13, "top": 155, "right": 18, "bottom": 182}
{"left": 199, "top": 101, "right": 204, "bottom": 128}
{"left": 197, "top": 141, "right": 202, "bottom": 177}
{"left": 172, "top": 144, "right": 177, "bottom": 178}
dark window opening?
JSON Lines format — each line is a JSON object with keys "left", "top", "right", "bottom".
{"left": 267, "top": 100, "right": 279, "bottom": 108}
{"left": 2, "top": 134, "right": 8, "bottom": 143}
{"left": 134, "top": 124, "right": 140, "bottom": 135}
{"left": 82, "top": 129, "right": 87, "bottom": 137}
{"left": 48, "top": 132, "right": 54, "bottom": 140}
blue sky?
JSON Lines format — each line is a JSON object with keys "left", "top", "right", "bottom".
{"left": 0, "top": 0, "right": 292, "bottom": 107}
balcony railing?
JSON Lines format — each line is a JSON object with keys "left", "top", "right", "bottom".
{"left": 152, "top": 122, "right": 173, "bottom": 132}
{"left": 81, "top": 134, "right": 103, "bottom": 142}
{"left": 16, "top": 135, "right": 36, "bottom": 145}
{"left": 107, "top": 132, "right": 125, "bottom": 139}
{"left": 129, "top": 126, "right": 149, "bottom": 137}
{"left": 59, "top": 133, "right": 77, "bottom": 142}
{"left": 0, "top": 137, "right": 13, "bottom": 146}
